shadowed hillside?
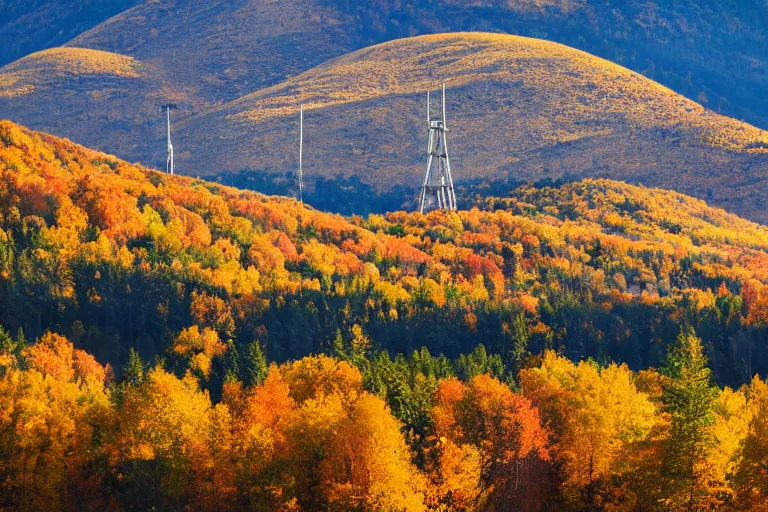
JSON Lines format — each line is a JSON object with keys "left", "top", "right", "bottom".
{"left": 0, "top": 0, "right": 141, "bottom": 67}
{"left": 0, "top": 47, "right": 195, "bottom": 160}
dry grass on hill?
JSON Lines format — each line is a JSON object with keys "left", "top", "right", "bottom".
{"left": 178, "top": 33, "right": 768, "bottom": 221}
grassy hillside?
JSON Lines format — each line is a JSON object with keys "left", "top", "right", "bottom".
{"left": 0, "top": 47, "right": 193, "bottom": 160}
{"left": 62, "top": 0, "right": 768, "bottom": 130}
{"left": 66, "top": 0, "right": 358, "bottom": 108}
{"left": 182, "top": 33, "right": 768, "bottom": 221}
{"left": 3, "top": 119, "right": 768, "bottom": 388}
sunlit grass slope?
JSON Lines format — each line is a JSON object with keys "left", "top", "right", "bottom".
{"left": 179, "top": 33, "right": 768, "bottom": 221}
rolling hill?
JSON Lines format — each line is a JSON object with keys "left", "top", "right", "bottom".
{"left": 3, "top": 33, "right": 767, "bottom": 221}
{"left": 180, "top": 33, "right": 768, "bottom": 220}
{"left": 0, "top": 46, "right": 198, "bottom": 161}
{"left": 62, "top": 0, "right": 768, "bottom": 131}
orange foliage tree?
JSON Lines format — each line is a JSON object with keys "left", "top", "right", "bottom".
{"left": 431, "top": 375, "right": 551, "bottom": 511}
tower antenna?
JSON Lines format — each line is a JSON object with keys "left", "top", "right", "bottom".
{"left": 418, "top": 81, "right": 457, "bottom": 213}
{"left": 161, "top": 104, "right": 178, "bottom": 175}
{"left": 298, "top": 104, "right": 304, "bottom": 203}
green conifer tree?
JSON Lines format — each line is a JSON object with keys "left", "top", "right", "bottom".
{"left": 245, "top": 340, "right": 268, "bottom": 386}
{"left": 0, "top": 325, "right": 14, "bottom": 354}
{"left": 222, "top": 339, "right": 241, "bottom": 383}
{"left": 123, "top": 348, "right": 145, "bottom": 386}
{"left": 660, "top": 326, "right": 718, "bottom": 510}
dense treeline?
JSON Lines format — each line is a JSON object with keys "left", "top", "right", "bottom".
{"left": 2, "top": 324, "right": 768, "bottom": 510}
{"left": 3, "top": 121, "right": 768, "bottom": 389}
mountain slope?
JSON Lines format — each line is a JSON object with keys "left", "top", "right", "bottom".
{"left": 65, "top": 0, "right": 357, "bottom": 108}
{"left": 0, "top": 47, "right": 193, "bottom": 160}
{"left": 63, "top": 0, "right": 768, "bottom": 130}
{"left": 3, "top": 119, "right": 768, "bottom": 385}
{"left": 4, "top": 33, "right": 767, "bottom": 221}
{"left": 180, "top": 33, "right": 768, "bottom": 221}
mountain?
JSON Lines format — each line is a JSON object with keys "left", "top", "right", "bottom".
{"left": 2, "top": 1, "right": 768, "bottom": 222}
{"left": 64, "top": 0, "right": 360, "bottom": 107}
{"left": 62, "top": 0, "right": 768, "bottom": 131}
{"left": 2, "top": 119, "right": 768, "bottom": 387}
{"left": 0, "top": 0, "right": 141, "bottom": 67}
{"left": 182, "top": 33, "right": 768, "bottom": 220}
{"left": 4, "top": 33, "right": 767, "bottom": 221}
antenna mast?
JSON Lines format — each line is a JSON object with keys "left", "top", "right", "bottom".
{"left": 418, "top": 81, "right": 457, "bottom": 213}
{"left": 161, "top": 104, "right": 177, "bottom": 175}
{"left": 298, "top": 104, "right": 304, "bottom": 203}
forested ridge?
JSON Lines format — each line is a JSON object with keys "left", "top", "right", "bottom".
{"left": 3, "top": 120, "right": 768, "bottom": 509}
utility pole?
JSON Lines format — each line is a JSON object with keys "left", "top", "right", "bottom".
{"left": 161, "top": 104, "right": 177, "bottom": 175}
{"left": 298, "top": 104, "right": 304, "bottom": 203}
{"left": 418, "top": 82, "right": 456, "bottom": 213}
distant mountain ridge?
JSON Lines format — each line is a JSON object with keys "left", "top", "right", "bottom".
{"left": 17, "top": 0, "right": 768, "bottom": 131}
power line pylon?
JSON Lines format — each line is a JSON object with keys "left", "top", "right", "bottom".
{"left": 298, "top": 104, "right": 304, "bottom": 203}
{"left": 161, "top": 104, "right": 177, "bottom": 175}
{"left": 418, "top": 82, "right": 456, "bottom": 213}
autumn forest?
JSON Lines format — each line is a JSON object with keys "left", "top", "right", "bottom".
{"left": 1, "top": 117, "right": 768, "bottom": 511}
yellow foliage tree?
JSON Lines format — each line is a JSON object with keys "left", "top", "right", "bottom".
{"left": 519, "top": 351, "right": 657, "bottom": 507}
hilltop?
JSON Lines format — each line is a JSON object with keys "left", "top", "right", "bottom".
{"left": 0, "top": 47, "right": 191, "bottom": 160}
{"left": 2, "top": 119, "right": 768, "bottom": 387}
{"left": 0, "top": 0, "right": 140, "bottom": 67}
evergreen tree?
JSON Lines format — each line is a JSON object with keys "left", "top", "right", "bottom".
{"left": 0, "top": 326, "right": 26, "bottom": 362}
{"left": 507, "top": 311, "right": 529, "bottom": 373}
{"left": 660, "top": 326, "right": 718, "bottom": 510}
{"left": 455, "top": 344, "right": 505, "bottom": 382}
{"left": 123, "top": 348, "right": 145, "bottom": 386}
{"left": 14, "top": 328, "right": 26, "bottom": 351}
{"left": 222, "top": 339, "right": 241, "bottom": 383}
{"left": 0, "top": 325, "right": 14, "bottom": 354}
{"left": 245, "top": 340, "right": 268, "bottom": 386}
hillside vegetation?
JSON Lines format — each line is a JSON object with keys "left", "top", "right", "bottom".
{"left": 3, "top": 119, "right": 768, "bottom": 383}
{"left": 3, "top": 120, "right": 768, "bottom": 510}
{"left": 0, "top": 47, "right": 146, "bottom": 99}
{"left": 3, "top": 33, "right": 767, "bottom": 221}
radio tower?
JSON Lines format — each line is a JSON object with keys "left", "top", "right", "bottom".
{"left": 161, "top": 104, "right": 177, "bottom": 175}
{"left": 297, "top": 104, "right": 304, "bottom": 203}
{"left": 418, "top": 82, "right": 456, "bottom": 213}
